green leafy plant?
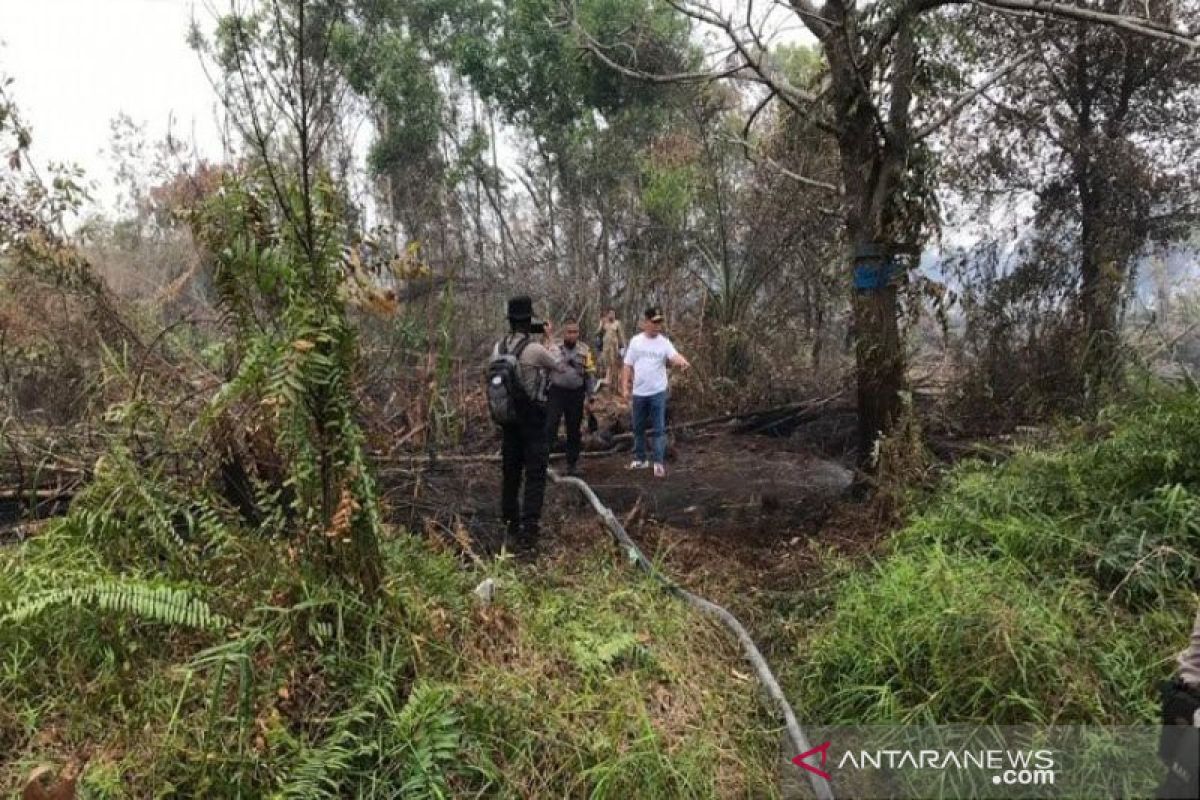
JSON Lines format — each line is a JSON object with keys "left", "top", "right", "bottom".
{"left": 1, "top": 577, "right": 228, "bottom": 631}
{"left": 192, "top": 172, "right": 383, "bottom": 597}
{"left": 795, "top": 387, "right": 1200, "bottom": 728}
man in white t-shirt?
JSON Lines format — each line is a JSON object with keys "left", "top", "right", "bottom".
{"left": 622, "top": 306, "right": 690, "bottom": 477}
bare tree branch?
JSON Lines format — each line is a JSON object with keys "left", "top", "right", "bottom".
{"left": 741, "top": 88, "right": 777, "bottom": 143}
{"left": 788, "top": 0, "right": 836, "bottom": 38}
{"left": 914, "top": 51, "right": 1034, "bottom": 138}
{"left": 663, "top": 0, "right": 827, "bottom": 111}
{"left": 867, "top": 0, "right": 1196, "bottom": 75}
{"left": 574, "top": 14, "right": 835, "bottom": 135}
{"left": 224, "top": 3, "right": 305, "bottom": 247}
{"left": 570, "top": 20, "right": 746, "bottom": 85}
{"left": 715, "top": 133, "right": 840, "bottom": 193}
{"left": 972, "top": 0, "right": 1199, "bottom": 48}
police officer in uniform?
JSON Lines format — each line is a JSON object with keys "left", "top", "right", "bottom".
{"left": 491, "top": 296, "right": 562, "bottom": 557}
{"left": 546, "top": 317, "right": 597, "bottom": 477}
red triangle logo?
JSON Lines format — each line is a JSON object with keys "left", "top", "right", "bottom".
{"left": 792, "top": 740, "right": 832, "bottom": 781}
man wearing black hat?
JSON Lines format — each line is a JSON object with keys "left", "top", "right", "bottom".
{"left": 622, "top": 306, "right": 690, "bottom": 478}
{"left": 490, "top": 296, "right": 565, "bottom": 556}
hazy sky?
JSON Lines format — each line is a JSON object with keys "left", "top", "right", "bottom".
{"left": 0, "top": 0, "right": 816, "bottom": 206}
{"left": 0, "top": 0, "right": 225, "bottom": 207}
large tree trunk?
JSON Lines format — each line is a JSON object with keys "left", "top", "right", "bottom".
{"left": 1075, "top": 139, "right": 1148, "bottom": 395}
{"left": 824, "top": 12, "right": 911, "bottom": 460}
{"left": 837, "top": 115, "right": 906, "bottom": 458}
{"left": 1078, "top": 244, "right": 1123, "bottom": 391}
{"left": 851, "top": 263, "right": 905, "bottom": 454}
{"left": 1065, "top": 32, "right": 1152, "bottom": 398}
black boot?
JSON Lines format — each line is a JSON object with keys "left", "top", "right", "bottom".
{"left": 501, "top": 519, "right": 520, "bottom": 556}
{"left": 515, "top": 523, "right": 540, "bottom": 561}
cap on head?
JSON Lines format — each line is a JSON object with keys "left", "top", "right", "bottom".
{"left": 644, "top": 306, "right": 665, "bottom": 324}
{"left": 507, "top": 295, "right": 534, "bottom": 321}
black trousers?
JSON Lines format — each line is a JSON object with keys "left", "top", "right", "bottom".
{"left": 501, "top": 405, "right": 548, "bottom": 539}
{"left": 546, "top": 386, "right": 586, "bottom": 469}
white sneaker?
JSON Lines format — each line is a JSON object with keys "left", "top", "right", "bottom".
{"left": 628, "top": 460, "right": 650, "bottom": 470}
{"left": 653, "top": 463, "right": 666, "bottom": 478}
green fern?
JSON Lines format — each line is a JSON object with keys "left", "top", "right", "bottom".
{"left": 1, "top": 578, "right": 229, "bottom": 631}
{"left": 63, "top": 447, "right": 241, "bottom": 570}
{"left": 277, "top": 711, "right": 374, "bottom": 799}
{"left": 571, "top": 631, "right": 655, "bottom": 675}
{"left": 388, "top": 681, "right": 462, "bottom": 798}
{"left": 271, "top": 679, "right": 465, "bottom": 799}
{"left": 189, "top": 175, "right": 384, "bottom": 595}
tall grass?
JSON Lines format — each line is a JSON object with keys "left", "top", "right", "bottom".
{"left": 1, "top": 526, "right": 780, "bottom": 797}
{"left": 791, "top": 387, "right": 1200, "bottom": 726}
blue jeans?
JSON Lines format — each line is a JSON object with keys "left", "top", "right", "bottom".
{"left": 631, "top": 392, "right": 667, "bottom": 464}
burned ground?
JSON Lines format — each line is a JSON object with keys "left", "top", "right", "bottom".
{"left": 380, "top": 397, "right": 890, "bottom": 622}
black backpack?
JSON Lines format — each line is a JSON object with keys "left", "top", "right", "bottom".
{"left": 487, "top": 336, "right": 533, "bottom": 426}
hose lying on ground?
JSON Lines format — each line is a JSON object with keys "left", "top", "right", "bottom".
{"left": 547, "top": 468, "right": 834, "bottom": 800}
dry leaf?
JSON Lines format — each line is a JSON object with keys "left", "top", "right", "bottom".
{"left": 325, "top": 486, "right": 359, "bottom": 540}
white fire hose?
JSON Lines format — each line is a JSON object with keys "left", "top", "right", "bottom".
{"left": 548, "top": 469, "right": 834, "bottom": 800}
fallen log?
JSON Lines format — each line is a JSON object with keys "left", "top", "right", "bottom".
{"left": 375, "top": 447, "right": 620, "bottom": 467}
{"left": 732, "top": 392, "right": 846, "bottom": 437}
{"left": 608, "top": 392, "right": 845, "bottom": 444}
{"left": 0, "top": 488, "right": 76, "bottom": 501}
{"left": 374, "top": 393, "right": 848, "bottom": 465}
